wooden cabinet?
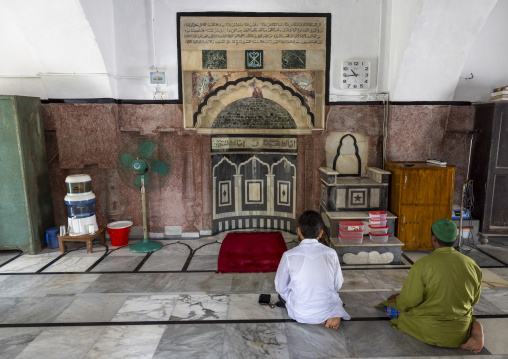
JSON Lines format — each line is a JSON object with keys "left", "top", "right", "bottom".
{"left": 470, "top": 102, "right": 508, "bottom": 236}
{"left": 0, "top": 96, "right": 54, "bottom": 254}
{"left": 385, "top": 161, "right": 455, "bottom": 250}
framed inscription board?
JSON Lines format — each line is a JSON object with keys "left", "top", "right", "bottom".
{"left": 177, "top": 13, "right": 331, "bottom": 134}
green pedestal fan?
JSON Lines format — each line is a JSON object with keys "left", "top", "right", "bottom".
{"left": 117, "top": 137, "right": 172, "bottom": 253}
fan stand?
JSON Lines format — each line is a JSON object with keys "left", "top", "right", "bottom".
{"left": 129, "top": 177, "right": 163, "bottom": 253}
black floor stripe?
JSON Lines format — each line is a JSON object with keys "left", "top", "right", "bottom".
{"left": 473, "top": 246, "right": 508, "bottom": 267}
{"left": 84, "top": 250, "right": 112, "bottom": 272}
{"left": 0, "top": 251, "right": 23, "bottom": 268}
{"left": 2, "top": 313, "right": 508, "bottom": 328}
{"left": 35, "top": 252, "right": 69, "bottom": 273}
{"left": 401, "top": 253, "right": 414, "bottom": 265}
{"left": 133, "top": 252, "right": 153, "bottom": 272}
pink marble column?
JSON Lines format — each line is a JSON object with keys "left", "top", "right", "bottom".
{"left": 201, "top": 136, "right": 212, "bottom": 232}
{"left": 183, "top": 136, "right": 199, "bottom": 235}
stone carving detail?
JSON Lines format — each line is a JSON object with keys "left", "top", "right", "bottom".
{"left": 333, "top": 134, "right": 361, "bottom": 177}
{"left": 202, "top": 50, "right": 227, "bottom": 69}
{"left": 282, "top": 50, "right": 306, "bottom": 69}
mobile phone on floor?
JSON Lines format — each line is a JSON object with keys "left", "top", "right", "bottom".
{"left": 258, "top": 294, "right": 271, "bottom": 305}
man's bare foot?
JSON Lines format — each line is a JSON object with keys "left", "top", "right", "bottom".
{"left": 324, "top": 317, "right": 341, "bottom": 330}
{"left": 461, "top": 321, "right": 484, "bottom": 354}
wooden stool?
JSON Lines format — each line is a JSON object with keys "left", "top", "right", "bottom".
{"left": 57, "top": 227, "right": 106, "bottom": 253}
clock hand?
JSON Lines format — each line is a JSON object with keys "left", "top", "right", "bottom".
{"left": 351, "top": 70, "right": 359, "bottom": 77}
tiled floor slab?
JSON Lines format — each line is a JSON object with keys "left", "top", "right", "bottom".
{"left": 170, "top": 294, "right": 229, "bottom": 321}
{"left": 285, "top": 322, "right": 355, "bottom": 358}
{"left": 364, "top": 269, "right": 409, "bottom": 290}
{"left": 32, "top": 273, "right": 100, "bottom": 295}
{"left": 42, "top": 256, "right": 101, "bottom": 272}
{"left": 341, "top": 270, "right": 376, "bottom": 291}
{"left": 187, "top": 255, "right": 218, "bottom": 270}
{"left": 223, "top": 323, "right": 289, "bottom": 359}
{"left": 0, "top": 296, "right": 75, "bottom": 324}
{"left": 481, "top": 318, "right": 508, "bottom": 355}
{"left": 0, "top": 274, "right": 55, "bottom": 297}
{"left": 0, "top": 253, "right": 61, "bottom": 273}
{"left": 339, "top": 291, "right": 387, "bottom": 318}
{"left": 0, "top": 327, "right": 44, "bottom": 359}
{"left": 227, "top": 293, "right": 284, "bottom": 320}
{"left": 138, "top": 254, "right": 188, "bottom": 271}
{"left": 153, "top": 323, "right": 226, "bottom": 359}
{"left": 479, "top": 287, "right": 508, "bottom": 313}
{"left": 84, "top": 324, "right": 166, "bottom": 359}
{"left": 150, "top": 242, "right": 191, "bottom": 256}
{"left": 54, "top": 294, "right": 129, "bottom": 323}
{"left": 15, "top": 326, "right": 104, "bottom": 359}
{"left": 83, "top": 273, "right": 148, "bottom": 293}
{"left": 193, "top": 242, "right": 221, "bottom": 255}
{"left": 231, "top": 272, "right": 276, "bottom": 293}
{"left": 90, "top": 256, "right": 144, "bottom": 272}
{"left": 476, "top": 243, "right": 508, "bottom": 264}
{"left": 64, "top": 245, "right": 107, "bottom": 257}
{"left": 472, "top": 294, "right": 506, "bottom": 315}
{"left": 0, "top": 297, "right": 23, "bottom": 318}
{"left": 0, "top": 251, "right": 22, "bottom": 265}
{"left": 112, "top": 294, "right": 179, "bottom": 321}
{"left": 489, "top": 267, "right": 508, "bottom": 282}
{"left": 481, "top": 268, "right": 508, "bottom": 288}
{"left": 463, "top": 249, "right": 506, "bottom": 267}
{"left": 344, "top": 320, "right": 490, "bottom": 357}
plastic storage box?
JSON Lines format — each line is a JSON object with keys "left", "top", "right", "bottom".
{"left": 369, "top": 225, "right": 389, "bottom": 235}
{"left": 339, "top": 221, "right": 365, "bottom": 232}
{"left": 369, "top": 219, "right": 387, "bottom": 227}
{"left": 339, "top": 229, "right": 364, "bottom": 239}
{"left": 369, "top": 232, "right": 389, "bottom": 243}
{"left": 339, "top": 234, "right": 363, "bottom": 244}
{"left": 369, "top": 211, "right": 387, "bottom": 221}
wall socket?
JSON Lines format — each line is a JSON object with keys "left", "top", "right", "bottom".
{"left": 153, "top": 92, "right": 166, "bottom": 100}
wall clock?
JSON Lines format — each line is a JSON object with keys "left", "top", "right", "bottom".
{"left": 341, "top": 59, "right": 370, "bottom": 90}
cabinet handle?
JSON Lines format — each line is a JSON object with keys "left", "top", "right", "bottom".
{"left": 402, "top": 214, "right": 405, "bottom": 224}
{"left": 404, "top": 174, "right": 407, "bottom": 185}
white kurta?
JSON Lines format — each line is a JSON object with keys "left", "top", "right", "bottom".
{"left": 275, "top": 238, "right": 351, "bottom": 324}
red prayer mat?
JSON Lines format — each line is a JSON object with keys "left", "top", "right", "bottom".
{"left": 217, "top": 231, "right": 287, "bottom": 273}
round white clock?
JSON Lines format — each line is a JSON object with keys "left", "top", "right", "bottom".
{"left": 341, "top": 60, "right": 371, "bottom": 90}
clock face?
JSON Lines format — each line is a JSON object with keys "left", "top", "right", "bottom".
{"left": 341, "top": 60, "right": 370, "bottom": 90}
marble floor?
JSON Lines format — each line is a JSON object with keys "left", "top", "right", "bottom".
{"left": 1, "top": 232, "right": 508, "bottom": 358}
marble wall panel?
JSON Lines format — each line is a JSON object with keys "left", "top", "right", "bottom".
{"left": 386, "top": 105, "right": 449, "bottom": 161}
{"left": 119, "top": 104, "right": 183, "bottom": 134}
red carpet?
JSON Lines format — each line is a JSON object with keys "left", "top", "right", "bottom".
{"left": 217, "top": 232, "right": 287, "bottom": 273}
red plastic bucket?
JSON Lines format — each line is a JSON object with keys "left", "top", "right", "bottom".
{"left": 107, "top": 221, "right": 133, "bottom": 246}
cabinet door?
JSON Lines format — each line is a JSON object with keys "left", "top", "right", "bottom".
{"left": 398, "top": 204, "right": 450, "bottom": 250}
{"left": 400, "top": 168, "right": 454, "bottom": 205}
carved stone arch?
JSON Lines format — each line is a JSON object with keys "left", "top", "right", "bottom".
{"left": 195, "top": 77, "right": 314, "bottom": 134}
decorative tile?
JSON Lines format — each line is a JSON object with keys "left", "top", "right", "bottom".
{"left": 84, "top": 325, "right": 166, "bottom": 359}
{"left": 15, "top": 326, "right": 105, "bottom": 359}
{"left": 153, "top": 323, "right": 226, "bottom": 359}
{"left": 282, "top": 50, "right": 306, "bottom": 69}
{"left": 112, "top": 295, "right": 178, "bottom": 322}
{"left": 170, "top": 294, "right": 229, "bottom": 321}
{"left": 202, "top": 50, "right": 227, "bottom": 69}
{"left": 285, "top": 322, "right": 355, "bottom": 358}
{"left": 54, "top": 294, "right": 129, "bottom": 323}
{"left": 227, "top": 294, "right": 283, "bottom": 320}
{"left": 223, "top": 323, "right": 289, "bottom": 359}
{"left": 245, "top": 50, "right": 263, "bottom": 69}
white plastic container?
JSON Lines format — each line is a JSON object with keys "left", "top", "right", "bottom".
{"left": 370, "top": 232, "right": 389, "bottom": 243}
{"left": 369, "top": 225, "right": 389, "bottom": 235}
{"left": 369, "top": 211, "right": 387, "bottom": 221}
{"left": 339, "top": 229, "right": 364, "bottom": 239}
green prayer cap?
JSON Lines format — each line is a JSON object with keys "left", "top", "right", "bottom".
{"left": 431, "top": 218, "right": 457, "bottom": 242}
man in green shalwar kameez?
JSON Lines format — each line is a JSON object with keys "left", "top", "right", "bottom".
{"left": 380, "top": 218, "right": 484, "bottom": 353}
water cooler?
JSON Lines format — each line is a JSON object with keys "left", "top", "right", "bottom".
{"left": 64, "top": 174, "right": 98, "bottom": 236}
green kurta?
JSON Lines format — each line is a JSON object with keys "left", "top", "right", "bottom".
{"left": 381, "top": 247, "right": 482, "bottom": 347}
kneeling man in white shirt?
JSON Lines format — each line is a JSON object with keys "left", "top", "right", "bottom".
{"left": 275, "top": 210, "right": 350, "bottom": 329}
